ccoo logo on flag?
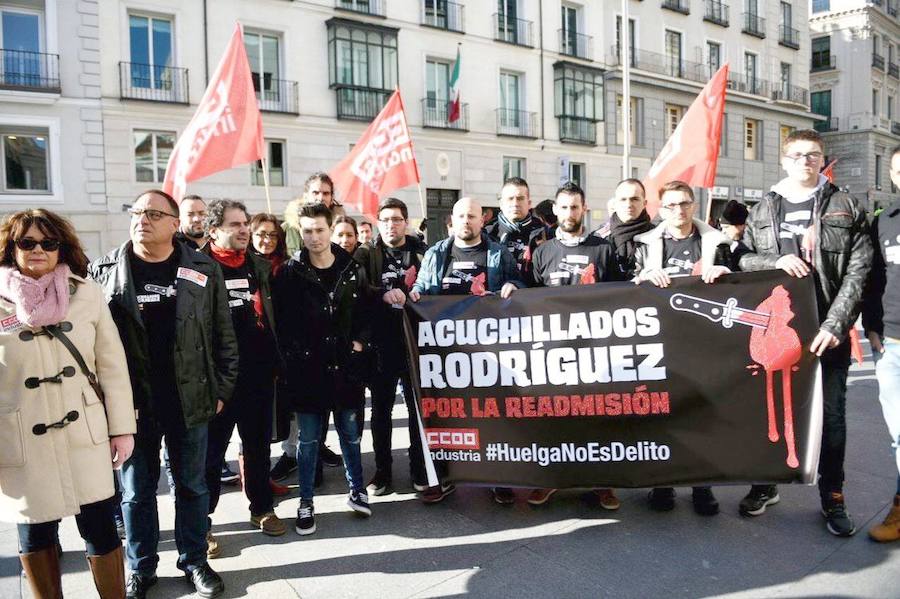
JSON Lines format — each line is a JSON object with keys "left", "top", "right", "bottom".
{"left": 350, "top": 111, "right": 415, "bottom": 196}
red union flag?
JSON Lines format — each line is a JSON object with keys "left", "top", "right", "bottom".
{"left": 643, "top": 64, "right": 729, "bottom": 215}
{"left": 163, "top": 23, "right": 264, "bottom": 202}
{"left": 330, "top": 90, "right": 420, "bottom": 216}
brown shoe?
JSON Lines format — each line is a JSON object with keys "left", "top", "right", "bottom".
{"left": 594, "top": 488, "right": 621, "bottom": 511}
{"left": 20, "top": 545, "right": 62, "bottom": 599}
{"left": 869, "top": 494, "right": 900, "bottom": 543}
{"left": 527, "top": 488, "right": 557, "bottom": 505}
{"left": 251, "top": 511, "right": 287, "bottom": 536}
{"left": 86, "top": 545, "right": 125, "bottom": 599}
{"left": 206, "top": 531, "right": 221, "bottom": 559}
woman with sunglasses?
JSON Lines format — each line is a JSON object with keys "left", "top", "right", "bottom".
{"left": 0, "top": 209, "right": 136, "bottom": 598}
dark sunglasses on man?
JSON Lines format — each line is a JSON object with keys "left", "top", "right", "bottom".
{"left": 15, "top": 238, "right": 62, "bottom": 252}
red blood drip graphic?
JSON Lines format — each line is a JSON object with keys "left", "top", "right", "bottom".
{"left": 403, "top": 265, "right": 418, "bottom": 290}
{"left": 470, "top": 272, "right": 487, "bottom": 296}
{"left": 748, "top": 285, "right": 802, "bottom": 468}
{"left": 579, "top": 263, "right": 596, "bottom": 285}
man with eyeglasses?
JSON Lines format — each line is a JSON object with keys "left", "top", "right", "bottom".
{"left": 177, "top": 195, "right": 208, "bottom": 250}
{"left": 736, "top": 129, "right": 872, "bottom": 537}
{"left": 632, "top": 180, "right": 732, "bottom": 517}
{"left": 89, "top": 189, "right": 238, "bottom": 599}
{"left": 282, "top": 173, "right": 346, "bottom": 256}
{"left": 353, "top": 198, "right": 427, "bottom": 497}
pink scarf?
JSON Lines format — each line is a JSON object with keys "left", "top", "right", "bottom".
{"left": 0, "top": 264, "right": 71, "bottom": 328}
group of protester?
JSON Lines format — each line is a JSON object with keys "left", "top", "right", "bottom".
{"left": 0, "top": 129, "right": 898, "bottom": 599}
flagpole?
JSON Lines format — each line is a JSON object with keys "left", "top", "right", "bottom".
{"left": 622, "top": 0, "right": 632, "bottom": 179}
{"left": 261, "top": 155, "right": 272, "bottom": 213}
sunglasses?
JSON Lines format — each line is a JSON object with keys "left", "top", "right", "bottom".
{"left": 15, "top": 238, "right": 62, "bottom": 252}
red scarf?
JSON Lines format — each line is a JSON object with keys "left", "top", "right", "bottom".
{"left": 209, "top": 243, "right": 246, "bottom": 268}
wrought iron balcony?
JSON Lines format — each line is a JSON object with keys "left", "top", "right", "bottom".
{"left": 892, "top": 121, "right": 900, "bottom": 135}
{"left": 772, "top": 84, "right": 808, "bottom": 106}
{"left": 889, "top": 3, "right": 898, "bottom": 16}
{"left": 873, "top": 53, "right": 886, "bottom": 70}
{"left": 742, "top": 12, "right": 766, "bottom": 38}
{"left": 608, "top": 45, "right": 709, "bottom": 85}
{"left": 779, "top": 25, "right": 800, "bottom": 49}
{"left": 119, "top": 62, "right": 189, "bottom": 104}
{"left": 335, "top": 0, "right": 385, "bottom": 17}
{"left": 811, "top": 55, "right": 836, "bottom": 72}
{"left": 493, "top": 13, "right": 533, "bottom": 47}
{"left": 495, "top": 108, "right": 538, "bottom": 138}
{"left": 703, "top": 0, "right": 729, "bottom": 26}
{"left": 726, "top": 71, "right": 769, "bottom": 97}
{"left": 335, "top": 85, "right": 390, "bottom": 121}
{"left": 662, "top": 0, "right": 690, "bottom": 14}
{"left": 558, "top": 29, "right": 592, "bottom": 60}
{"left": 814, "top": 116, "right": 838, "bottom": 133}
{"left": 890, "top": 63, "right": 899, "bottom": 78}
{"left": 558, "top": 116, "right": 596, "bottom": 145}
{"left": 421, "top": 0, "right": 465, "bottom": 33}
{"left": 252, "top": 75, "right": 299, "bottom": 114}
{"left": 421, "top": 98, "right": 469, "bottom": 131}
{"left": 0, "top": 49, "right": 60, "bottom": 92}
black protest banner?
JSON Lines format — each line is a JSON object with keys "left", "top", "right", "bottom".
{"left": 403, "top": 271, "right": 822, "bottom": 488}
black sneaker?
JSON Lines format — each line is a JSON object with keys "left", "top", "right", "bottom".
{"left": 692, "top": 487, "right": 720, "bottom": 516}
{"left": 185, "top": 563, "right": 224, "bottom": 599}
{"left": 320, "top": 445, "right": 343, "bottom": 468}
{"left": 492, "top": 487, "right": 516, "bottom": 505}
{"left": 648, "top": 487, "right": 676, "bottom": 511}
{"left": 270, "top": 453, "right": 298, "bottom": 482}
{"left": 347, "top": 490, "right": 372, "bottom": 516}
{"left": 739, "top": 484, "right": 780, "bottom": 517}
{"left": 367, "top": 471, "right": 393, "bottom": 496}
{"left": 220, "top": 463, "right": 240, "bottom": 485}
{"left": 296, "top": 500, "right": 316, "bottom": 535}
{"left": 421, "top": 483, "right": 456, "bottom": 504}
{"left": 126, "top": 572, "right": 157, "bottom": 599}
{"left": 822, "top": 492, "right": 856, "bottom": 537}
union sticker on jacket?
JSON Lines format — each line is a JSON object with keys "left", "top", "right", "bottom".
{"left": 0, "top": 314, "right": 23, "bottom": 333}
{"left": 177, "top": 267, "right": 208, "bottom": 287}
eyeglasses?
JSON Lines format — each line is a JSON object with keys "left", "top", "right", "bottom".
{"left": 128, "top": 207, "right": 178, "bottom": 221}
{"left": 378, "top": 217, "right": 406, "bottom": 224}
{"left": 253, "top": 231, "right": 279, "bottom": 240}
{"left": 661, "top": 201, "right": 694, "bottom": 210}
{"left": 15, "top": 238, "right": 62, "bottom": 252}
{"left": 784, "top": 151, "right": 823, "bottom": 163}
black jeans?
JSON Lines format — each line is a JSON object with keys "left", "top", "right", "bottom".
{"left": 370, "top": 370, "right": 425, "bottom": 482}
{"left": 818, "top": 343, "right": 851, "bottom": 497}
{"left": 18, "top": 496, "right": 119, "bottom": 556}
{"left": 206, "top": 375, "right": 275, "bottom": 519}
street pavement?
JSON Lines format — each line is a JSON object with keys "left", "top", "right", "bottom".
{"left": 1, "top": 341, "right": 899, "bottom": 598}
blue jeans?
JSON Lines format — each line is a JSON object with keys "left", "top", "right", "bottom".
{"left": 873, "top": 338, "right": 900, "bottom": 494}
{"left": 120, "top": 420, "right": 209, "bottom": 574}
{"left": 18, "top": 497, "right": 119, "bottom": 556}
{"left": 297, "top": 410, "right": 364, "bottom": 500}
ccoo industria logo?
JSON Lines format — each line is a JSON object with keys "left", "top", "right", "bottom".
{"left": 425, "top": 428, "right": 480, "bottom": 450}
{"left": 350, "top": 111, "right": 414, "bottom": 195}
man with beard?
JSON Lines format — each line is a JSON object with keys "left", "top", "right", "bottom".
{"left": 410, "top": 196, "right": 523, "bottom": 503}
{"left": 282, "top": 173, "right": 345, "bottom": 257}
{"left": 177, "top": 195, "right": 208, "bottom": 250}
{"left": 598, "top": 179, "right": 655, "bottom": 279}
{"left": 528, "top": 181, "right": 621, "bottom": 510}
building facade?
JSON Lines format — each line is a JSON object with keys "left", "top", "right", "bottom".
{"left": 809, "top": 0, "right": 900, "bottom": 209}
{"left": 9, "top": 0, "right": 815, "bottom": 252}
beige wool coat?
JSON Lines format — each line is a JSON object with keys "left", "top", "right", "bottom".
{"left": 0, "top": 273, "right": 136, "bottom": 524}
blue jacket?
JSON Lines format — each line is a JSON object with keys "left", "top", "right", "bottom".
{"left": 412, "top": 233, "right": 525, "bottom": 295}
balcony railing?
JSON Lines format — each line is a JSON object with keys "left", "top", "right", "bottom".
{"left": 704, "top": 0, "right": 729, "bottom": 26}
{"left": 873, "top": 53, "right": 886, "bottom": 70}
{"left": 335, "top": 85, "right": 390, "bottom": 121}
{"left": 335, "top": 0, "right": 386, "bottom": 17}
{"left": 772, "top": 84, "right": 808, "bottom": 106}
{"left": 495, "top": 108, "right": 538, "bottom": 138}
{"left": 119, "top": 62, "right": 189, "bottom": 104}
{"left": 814, "top": 116, "right": 838, "bottom": 133}
{"left": 421, "top": 1, "right": 465, "bottom": 33}
{"left": 421, "top": 98, "right": 469, "bottom": 131}
{"left": 558, "top": 116, "right": 596, "bottom": 145}
{"left": 742, "top": 12, "right": 766, "bottom": 38}
{"left": 608, "top": 45, "right": 709, "bottom": 84}
{"left": 892, "top": 121, "right": 900, "bottom": 135}
{"left": 493, "top": 13, "right": 533, "bottom": 47}
{"left": 779, "top": 25, "right": 800, "bottom": 49}
{"left": 662, "top": 0, "right": 690, "bottom": 14}
{"left": 726, "top": 71, "right": 769, "bottom": 97}
{"left": 559, "top": 29, "right": 592, "bottom": 60}
{"left": 890, "top": 63, "right": 899, "bottom": 78}
{"left": 0, "top": 49, "right": 60, "bottom": 92}
{"left": 811, "top": 54, "right": 836, "bottom": 72}
{"left": 253, "top": 76, "right": 299, "bottom": 114}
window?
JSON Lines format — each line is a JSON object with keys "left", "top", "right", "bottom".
{"left": 707, "top": 41, "right": 721, "bottom": 77}
{"left": 553, "top": 63, "right": 603, "bottom": 121}
{"left": 128, "top": 14, "right": 173, "bottom": 90}
{"left": 0, "top": 8, "right": 45, "bottom": 86}
{"left": 615, "top": 16, "right": 636, "bottom": 66}
{"left": 744, "top": 119, "right": 761, "bottom": 161}
{"left": 2, "top": 129, "right": 48, "bottom": 192}
{"left": 780, "top": 62, "right": 791, "bottom": 96}
{"left": 779, "top": 125, "right": 795, "bottom": 148}
{"left": 874, "top": 34, "right": 881, "bottom": 57}
{"left": 811, "top": 90, "right": 833, "bottom": 131}
{"left": 665, "top": 104, "right": 684, "bottom": 138}
{"left": 327, "top": 20, "right": 398, "bottom": 90}
{"left": 811, "top": 37, "right": 831, "bottom": 70}
{"left": 426, "top": 59, "right": 450, "bottom": 105}
{"left": 873, "top": 89, "right": 879, "bottom": 116}
{"left": 569, "top": 161, "right": 584, "bottom": 190}
{"left": 876, "top": 154, "right": 882, "bottom": 189}
{"left": 244, "top": 31, "right": 280, "bottom": 102}
{"left": 502, "top": 156, "right": 526, "bottom": 181}
{"left": 780, "top": 1, "right": 792, "bottom": 27}
{"left": 251, "top": 140, "right": 285, "bottom": 187}
{"left": 616, "top": 95, "right": 643, "bottom": 145}
{"left": 889, "top": 95, "right": 894, "bottom": 120}
{"left": 665, "top": 30, "right": 682, "bottom": 78}
{"left": 747, "top": 0, "right": 759, "bottom": 16}
{"left": 744, "top": 52, "right": 758, "bottom": 93}
{"left": 812, "top": 0, "right": 829, "bottom": 12}
{"left": 133, "top": 130, "right": 174, "bottom": 183}
{"left": 499, "top": 71, "right": 522, "bottom": 128}
{"left": 560, "top": 4, "right": 580, "bottom": 56}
